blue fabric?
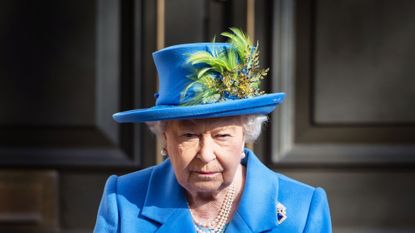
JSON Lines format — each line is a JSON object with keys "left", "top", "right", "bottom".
{"left": 112, "top": 43, "right": 285, "bottom": 123}
{"left": 93, "top": 149, "right": 332, "bottom": 233}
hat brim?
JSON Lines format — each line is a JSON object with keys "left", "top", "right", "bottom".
{"left": 113, "top": 92, "right": 285, "bottom": 122}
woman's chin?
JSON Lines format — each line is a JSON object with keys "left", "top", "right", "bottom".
{"left": 188, "top": 181, "right": 223, "bottom": 193}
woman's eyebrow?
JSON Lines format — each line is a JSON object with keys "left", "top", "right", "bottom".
{"left": 176, "top": 125, "right": 200, "bottom": 132}
{"left": 211, "top": 126, "right": 235, "bottom": 132}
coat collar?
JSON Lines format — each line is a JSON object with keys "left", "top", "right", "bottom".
{"left": 231, "top": 148, "right": 279, "bottom": 232}
{"left": 141, "top": 148, "right": 279, "bottom": 233}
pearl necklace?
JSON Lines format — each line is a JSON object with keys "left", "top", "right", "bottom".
{"left": 188, "top": 184, "right": 236, "bottom": 233}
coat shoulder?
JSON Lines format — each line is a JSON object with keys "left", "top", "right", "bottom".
{"left": 276, "top": 173, "right": 315, "bottom": 194}
{"left": 275, "top": 172, "right": 319, "bottom": 212}
{"left": 271, "top": 172, "right": 331, "bottom": 232}
{"left": 116, "top": 165, "right": 156, "bottom": 203}
{"left": 118, "top": 166, "right": 155, "bottom": 189}
{"left": 94, "top": 165, "right": 162, "bottom": 233}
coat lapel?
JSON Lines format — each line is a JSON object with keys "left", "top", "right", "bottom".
{"left": 228, "top": 149, "right": 279, "bottom": 232}
{"left": 141, "top": 159, "right": 195, "bottom": 232}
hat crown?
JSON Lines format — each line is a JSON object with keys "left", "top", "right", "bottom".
{"left": 112, "top": 28, "right": 285, "bottom": 123}
{"left": 152, "top": 43, "right": 230, "bottom": 106}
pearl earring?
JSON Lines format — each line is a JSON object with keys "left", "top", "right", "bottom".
{"left": 161, "top": 148, "right": 167, "bottom": 156}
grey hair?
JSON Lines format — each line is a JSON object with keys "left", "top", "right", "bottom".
{"left": 240, "top": 114, "right": 268, "bottom": 143}
{"left": 146, "top": 114, "right": 268, "bottom": 146}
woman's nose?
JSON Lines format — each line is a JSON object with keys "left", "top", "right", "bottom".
{"left": 197, "top": 137, "right": 216, "bottom": 163}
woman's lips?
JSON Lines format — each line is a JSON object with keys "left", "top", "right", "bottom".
{"left": 197, "top": 171, "right": 215, "bottom": 174}
{"left": 192, "top": 171, "right": 221, "bottom": 177}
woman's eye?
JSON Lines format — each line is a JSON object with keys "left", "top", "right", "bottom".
{"left": 216, "top": 134, "right": 231, "bottom": 138}
{"left": 182, "top": 133, "right": 196, "bottom": 138}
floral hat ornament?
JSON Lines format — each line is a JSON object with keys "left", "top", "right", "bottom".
{"left": 181, "top": 28, "right": 269, "bottom": 105}
{"left": 113, "top": 28, "right": 285, "bottom": 123}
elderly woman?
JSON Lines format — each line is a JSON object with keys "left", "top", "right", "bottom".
{"left": 94, "top": 29, "right": 331, "bottom": 233}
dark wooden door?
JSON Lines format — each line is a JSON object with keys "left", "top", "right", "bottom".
{"left": 0, "top": 0, "right": 253, "bottom": 232}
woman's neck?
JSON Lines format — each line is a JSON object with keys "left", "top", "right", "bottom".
{"left": 187, "top": 165, "right": 246, "bottom": 223}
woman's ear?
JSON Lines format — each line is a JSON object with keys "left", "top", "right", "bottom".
{"left": 162, "top": 132, "right": 168, "bottom": 152}
{"left": 163, "top": 132, "right": 167, "bottom": 144}
{"left": 241, "top": 137, "right": 247, "bottom": 159}
{"left": 161, "top": 147, "right": 168, "bottom": 156}
{"left": 240, "top": 142, "right": 246, "bottom": 159}
{"left": 160, "top": 133, "right": 169, "bottom": 159}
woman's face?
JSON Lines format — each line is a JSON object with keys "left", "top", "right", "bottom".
{"left": 164, "top": 117, "right": 245, "bottom": 194}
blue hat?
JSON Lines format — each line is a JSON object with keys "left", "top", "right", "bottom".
{"left": 113, "top": 29, "right": 285, "bottom": 123}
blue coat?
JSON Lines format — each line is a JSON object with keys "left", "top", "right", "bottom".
{"left": 94, "top": 149, "right": 332, "bottom": 233}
